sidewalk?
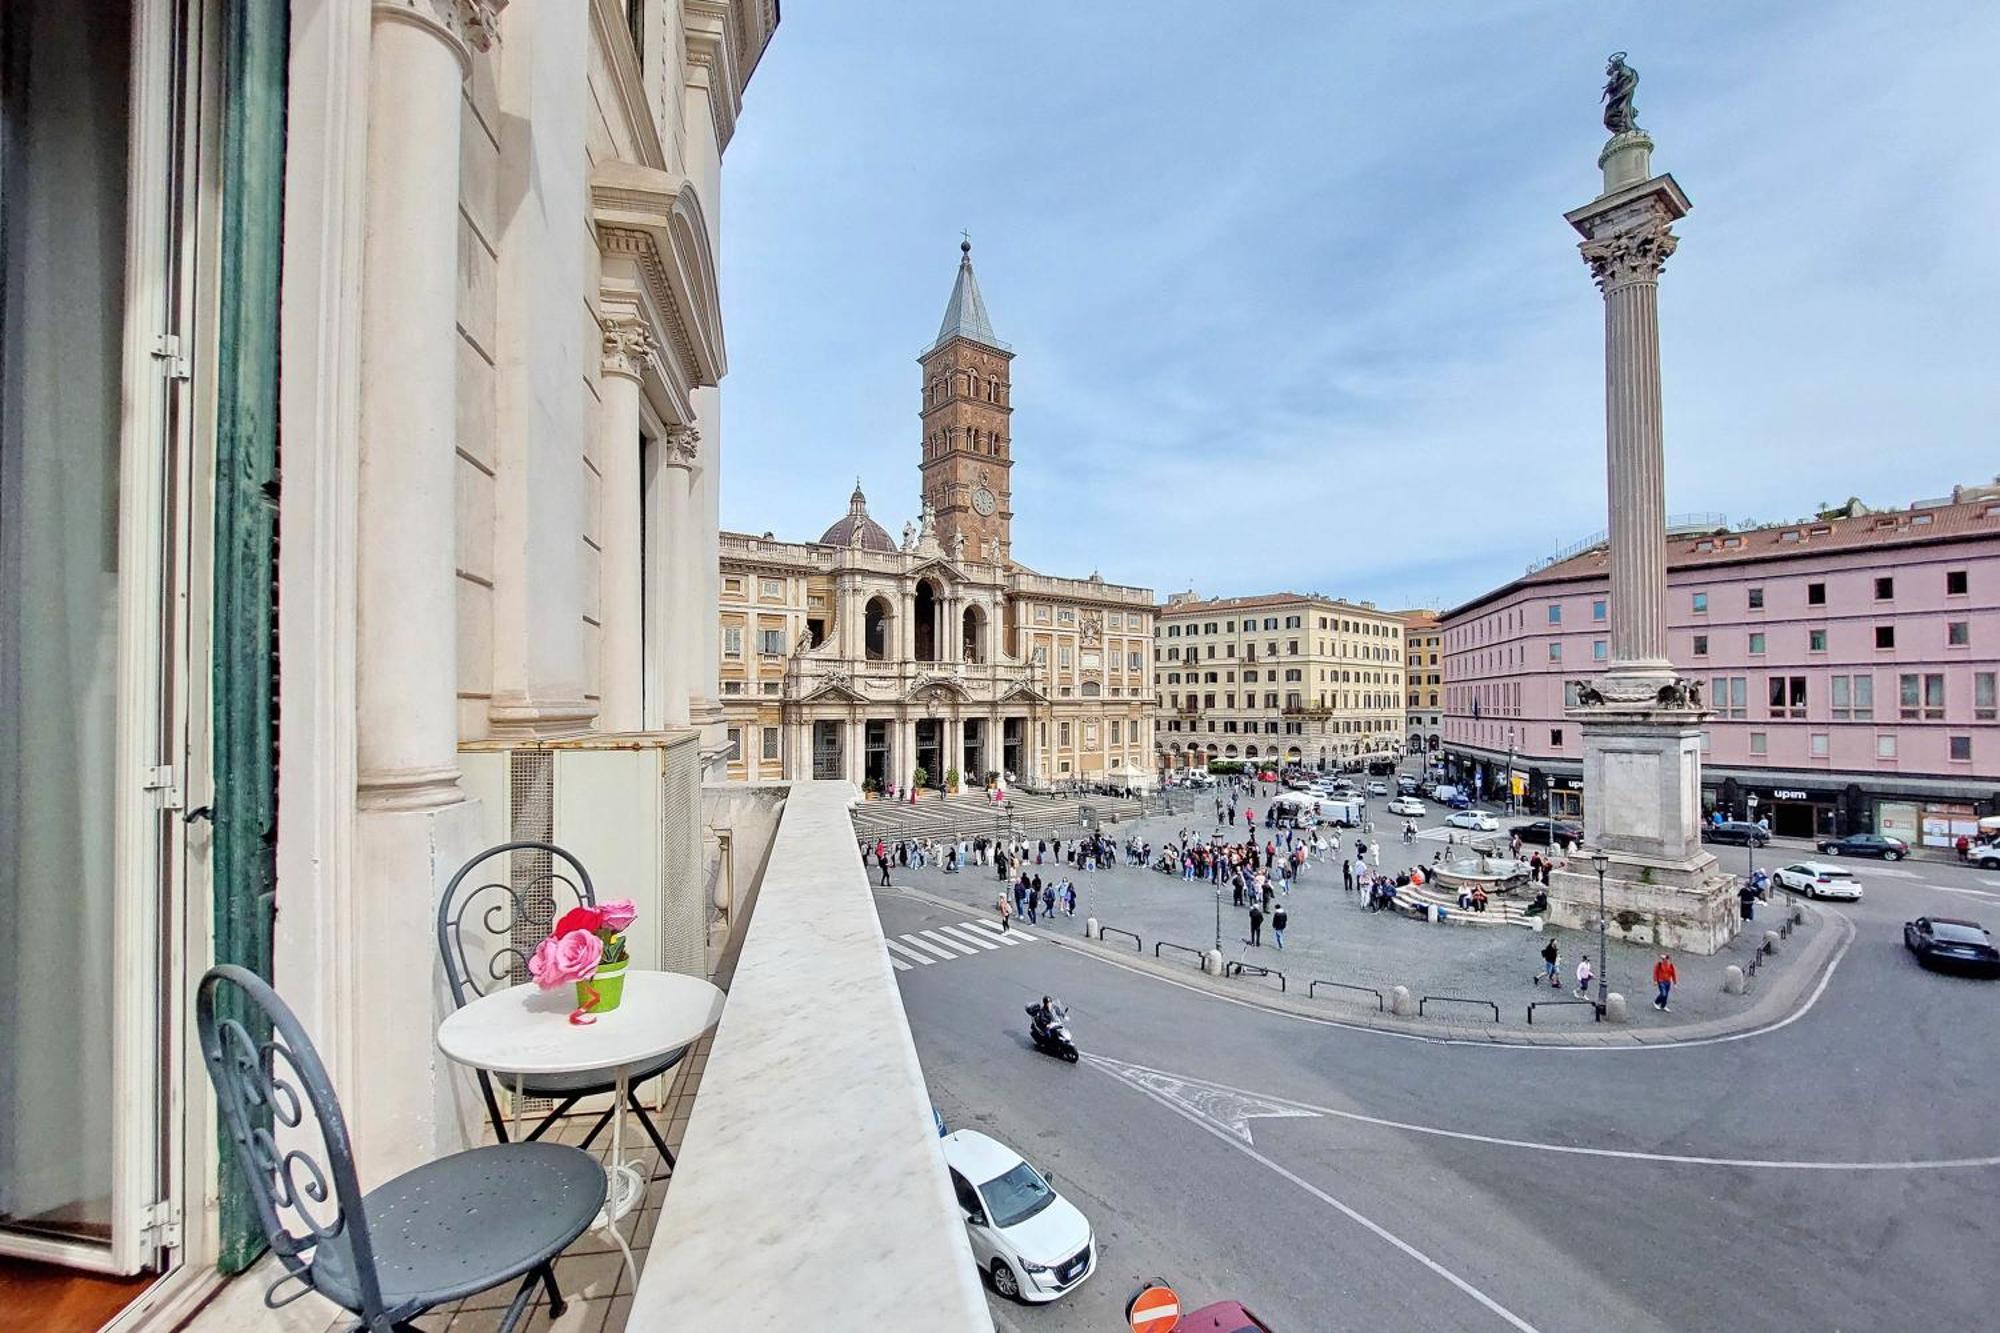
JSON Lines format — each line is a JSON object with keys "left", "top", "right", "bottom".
{"left": 891, "top": 808, "right": 1830, "bottom": 1035}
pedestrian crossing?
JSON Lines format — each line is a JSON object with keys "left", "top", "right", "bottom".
{"left": 884, "top": 918, "right": 1035, "bottom": 971}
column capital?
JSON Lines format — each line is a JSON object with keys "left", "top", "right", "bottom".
{"left": 371, "top": 0, "right": 506, "bottom": 66}
{"left": 662, "top": 422, "right": 701, "bottom": 468}
{"left": 1578, "top": 213, "right": 1678, "bottom": 292}
{"left": 600, "top": 314, "right": 658, "bottom": 382}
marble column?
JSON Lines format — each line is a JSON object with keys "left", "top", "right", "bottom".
{"left": 486, "top": 0, "right": 593, "bottom": 738}
{"left": 844, "top": 717, "right": 864, "bottom": 787}
{"left": 1566, "top": 131, "right": 1689, "bottom": 683}
{"left": 351, "top": 0, "right": 494, "bottom": 1183}
{"left": 595, "top": 318, "right": 652, "bottom": 731}
{"left": 650, "top": 424, "right": 698, "bottom": 727}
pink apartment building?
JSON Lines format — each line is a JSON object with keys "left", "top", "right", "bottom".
{"left": 1440, "top": 483, "right": 2000, "bottom": 847}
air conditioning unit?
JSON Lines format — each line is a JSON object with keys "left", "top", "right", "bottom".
{"left": 459, "top": 731, "right": 707, "bottom": 979}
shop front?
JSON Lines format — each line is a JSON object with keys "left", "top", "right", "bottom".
{"left": 1707, "top": 779, "right": 1864, "bottom": 839}
{"left": 1548, "top": 776, "right": 1584, "bottom": 820}
{"left": 1880, "top": 799, "right": 1985, "bottom": 851}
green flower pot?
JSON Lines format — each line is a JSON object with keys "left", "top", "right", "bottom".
{"left": 577, "top": 951, "right": 628, "bottom": 1015}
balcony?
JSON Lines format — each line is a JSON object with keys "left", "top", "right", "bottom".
{"left": 187, "top": 781, "right": 990, "bottom": 1333}
{"left": 1283, "top": 703, "right": 1334, "bottom": 719}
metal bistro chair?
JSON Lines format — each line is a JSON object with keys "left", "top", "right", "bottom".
{"left": 197, "top": 965, "right": 602, "bottom": 1333}
{"left": 437, "top": 840, "right": 682, "bottom": 1169}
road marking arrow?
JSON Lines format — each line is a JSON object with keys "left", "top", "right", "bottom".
{"left": 1083, "top": 1053, "right": 1318, "bottom": 1144}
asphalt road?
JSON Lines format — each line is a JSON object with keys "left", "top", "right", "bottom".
{"left": 879, "top": 849, "right": 2000, "bottom": 1332}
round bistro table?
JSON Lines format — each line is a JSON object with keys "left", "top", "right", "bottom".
{"left": 437, "top": 970, "right": 724, "bottom": 1284}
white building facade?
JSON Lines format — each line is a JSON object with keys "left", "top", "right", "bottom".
{"left": 717, "top": 246, "right": 1157, "bottom": 792}
{"left": 0, "top": 0, "right": 775, "bottom": 1323}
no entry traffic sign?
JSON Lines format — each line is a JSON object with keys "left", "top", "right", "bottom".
{"left": 1128, "top": 1282, "right": 1182, "bottom": 1333}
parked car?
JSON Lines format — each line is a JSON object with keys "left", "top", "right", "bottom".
{"left": 1444, "top": 810, "right": 1500, "bottom": 832}
{"left": 1903, "top": 917, "right": 2000, "bottom": 977}
{"left": 1772, "top": 862, "right": 1861, "bottom": 901}
{"left": 1816, "top": 832, "right": 1909, "bottom": 861}
{"left": 1396, "top": 776, "right": 1420, "bottom": 794}
{"left": 1511, "top": 819, "right": 1584, "bottom": 846}
{"left": 1701, "top": 821, "right": 1770, "bottom": 847}
{"left": 1175, "top": 1301, "right": 1277, "bottom": 1333}
{"left": 1969, "top": 843, "right": 2000, "bottom": 870}
{"left": 1444, "top": 790, "right": 1474, "bottom": 810}
{"left": 1385, "top": 796, "right": 1426, "bottom": 818}
{"left": 942, "top": 1130, "right": 1097, "bottom": 1303}
{"left": 1365, "top": 780, "right": 1390, "bottom": 796}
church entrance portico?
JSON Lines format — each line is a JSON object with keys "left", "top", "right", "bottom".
{"left": 865, "top": 719, "right": 891, "bottom": 787}
{"left": 962, "top": 718, "right": 987, "bottom": 783}
{"left": 1002, "top": 717, "right": 1025, "bottom": 780}
{"left": 812, "top": 720, "right": 843, "bottom": 780}
{"left": 915, "top": 718, "right": 944, "bottom": 784}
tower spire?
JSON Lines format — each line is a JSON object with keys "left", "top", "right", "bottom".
{"left": 929, "top": 238, "right": 1003, "bottom": 354}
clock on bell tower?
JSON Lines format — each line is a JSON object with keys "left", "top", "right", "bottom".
{"left": 919, "top": 239, "right": 1014, "bottom": 564}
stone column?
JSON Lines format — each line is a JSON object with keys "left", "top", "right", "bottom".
{"left": 649, "top": 425, "right": 699, "bottom": 727}
{"left": 595, "top": 318, "right": 652, "bottom": 731}
{"left": 1566, "top": 131, "right": 1688, "bottom": 683}
{"left": 351, "top": 0, "right": 495, "bottom": 1182}
{"left": 845, "top": 716, "right": 865, "bottom": 787}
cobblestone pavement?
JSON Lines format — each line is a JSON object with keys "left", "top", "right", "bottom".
{"left": 887, "top": 801, "right": 1823, "bottom": 1028}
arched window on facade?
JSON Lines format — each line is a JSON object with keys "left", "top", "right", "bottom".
{"left": 864, "top": 596, "right": 892, "bottom": 662}
{"left": 914, "top": 580, "right": 938, "bottom": 661}
{"left": 962, "top": 603, "right": 987, "bottom": 663}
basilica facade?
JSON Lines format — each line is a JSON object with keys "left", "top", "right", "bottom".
{"left": 719, "top": 244, "right": 1156, "bottom": 790}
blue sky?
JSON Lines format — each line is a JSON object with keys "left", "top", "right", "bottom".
{"left": 718, "top": 2, "right": 2000, "bottom": 611}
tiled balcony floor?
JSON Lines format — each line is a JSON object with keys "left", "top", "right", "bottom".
{"left": 306, "top": 1034, "right": 710, "bottom": 1333}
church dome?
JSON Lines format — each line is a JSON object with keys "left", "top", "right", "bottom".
{"left": 818, "top": 480, "right": 897, "bottom": 552}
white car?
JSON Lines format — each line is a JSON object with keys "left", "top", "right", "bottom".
{"left": 1365, "top": 780, "right": 1390, "bottom": 796}
{"left": 942, "top": 1129, "right": 1097, "bottom": 1303}
{"left": 1773, "top": 861, "right": 1861, "bottom": 901}
{"left": 1444, "top": 810, "right": 1500, "bottom": 832}
{"left": 1385, "top": 796, "right": 1426, "bottom": 818}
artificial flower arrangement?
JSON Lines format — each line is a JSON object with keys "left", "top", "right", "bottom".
{"left": 528, "top": 899, "right": 638, "bottom": 1021}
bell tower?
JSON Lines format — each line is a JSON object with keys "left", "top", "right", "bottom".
{"left": 918, "top": 240, "right": 1014, "bottom": 564}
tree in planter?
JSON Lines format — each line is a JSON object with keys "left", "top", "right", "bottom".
{"left": 912, "top": 766, "right": 929, "bottom": 791}
{"left": 945, "top": 767, "right": 960, "bottom": 793}
{"left": 861, "top": 777, "right": 879, "bottom": 798}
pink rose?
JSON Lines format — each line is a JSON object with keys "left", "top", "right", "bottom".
{"left": 528, "top": 928, "right": 604, "bottom": 988}
{"left": 597, "top": 899, "right": 637, "bottom": 933}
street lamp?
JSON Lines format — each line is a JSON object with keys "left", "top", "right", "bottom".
{"left": 1214, "top": 882, "right": 1223, "bottom": 954}
{"left": 1745, "top": 793, "right": 1760, "bottom": 892}
{"left": 1590, "top": 848, "right": 1610, "bottom": 1015}
{"left": 1506, "top": 727, "right": 1517, "bottom": 817}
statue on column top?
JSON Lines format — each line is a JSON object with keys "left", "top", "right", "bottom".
{"left": 1602, "top": 52, "right": 1639, "bottom": 134}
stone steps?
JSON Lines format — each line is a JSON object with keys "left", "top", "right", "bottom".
{"left": 1393, "top": 879, "right": 1539, "bottom": 927}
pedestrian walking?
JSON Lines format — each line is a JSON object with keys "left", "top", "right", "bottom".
{"left": 877, "top": 846, "right": 893, "bottom": 887}
{"left": 1042, "top": 884, "right": 1056, "bottom": 919}
{"left": 1272, "top": 904, "right": 1288, "bottom": 949}
{"left": 996, "top": 891, "right": 1012, "bottom": 933}
{"left": 1575, "top": 954, "right": 1594, "bottom": 999}
{"left": 1652, "top": 952, "right": 1677, "bottom": 1011}
{"left": 1248, "top": 903, "right": 1265, "bottom": 947}
{"left": 1538, "top": 937, "right": 1559, "bottom": 987}
{"left": 1343, "top": 858, "right": 1355, "bottom": 892}
{"left": 1063, "top": 882, "right": 1077, "bottom": 917}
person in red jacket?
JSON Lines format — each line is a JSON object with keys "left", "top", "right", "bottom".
{"left": 1652, "top": 952, "right": 1678, "bottom": 1012}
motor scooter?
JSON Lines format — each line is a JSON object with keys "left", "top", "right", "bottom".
{"left": 1026, "top": 1003, "right": 1079, "bottom": 1063}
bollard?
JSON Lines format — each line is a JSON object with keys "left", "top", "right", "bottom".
{"left": 1390, "top": 985, "right": 1417, "bottom": 1017}
{"left": 1722, "top": 964, "right": 1745, "bottom": 995}
{"left": 1603, "top": 991, "right": 1629, "bottom": 1023}
{"left": 1203, "top": 949, "right": 1223, "bottom": 977}
{"left": 1763, "top": 929, "right": 1781, "bottom": 955}
{"left": 1085, "top": 917, "right": 1099, "bottom": 940}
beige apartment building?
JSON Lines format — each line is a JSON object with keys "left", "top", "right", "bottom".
{"left": 718, "top": 244, "right": 1156, "bottom": 790}
{"left": 1154, "top": 592, "right": 1406, "bottom": 771}
{"left": 1400, "top": 609, "right": 1444, "bottom": 753}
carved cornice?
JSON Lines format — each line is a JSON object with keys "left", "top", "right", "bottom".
{"left": 600, "top": 315, "right": 657, "bottom": 381}
{"left": 592, "top": 162, "right": 726, "bottom": 389}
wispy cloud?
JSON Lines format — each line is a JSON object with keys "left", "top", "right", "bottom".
{"left": 721, "top": 1, "right": 2000, "bottom": 609}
